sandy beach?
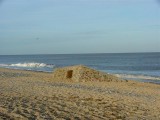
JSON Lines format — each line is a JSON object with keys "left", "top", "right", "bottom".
{"left": 0, "top": 68, "right": 160, "bottom": 120}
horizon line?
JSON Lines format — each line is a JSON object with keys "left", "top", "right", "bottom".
{"left": 0, "top": 51, "right": 160, "bottom": 56}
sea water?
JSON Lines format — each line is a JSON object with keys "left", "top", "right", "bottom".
{"left": 0, "top": 53, "right": 160, "bottom": 84}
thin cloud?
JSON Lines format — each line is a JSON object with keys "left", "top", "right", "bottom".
{"left": 75, "top": 30, "right": 108, "bottom": 36}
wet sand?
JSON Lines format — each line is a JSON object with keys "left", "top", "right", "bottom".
{"left": 0, "top": 68, "right": 160, "bottom": 120}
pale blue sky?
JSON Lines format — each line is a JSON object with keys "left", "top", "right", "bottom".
{"left": 0, "top": 0, "right": 160, "bottom": 55}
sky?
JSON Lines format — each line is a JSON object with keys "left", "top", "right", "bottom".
{"left": 0, "top": 0, "right": 160, "bottom": 55}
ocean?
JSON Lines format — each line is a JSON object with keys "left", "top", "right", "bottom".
{"left": 0, "top": 53, "right": 160, "bottom": 84}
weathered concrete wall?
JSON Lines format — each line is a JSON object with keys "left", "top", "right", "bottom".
{"left": 53, "top": 65, "right": 84, "bottom": 82}
{"left": 53, "top": 65, "right": 121, "bottom": 82}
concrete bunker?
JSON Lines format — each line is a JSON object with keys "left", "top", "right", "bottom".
{"left": 53, "top": 65, "right": 121, "bottom": 82}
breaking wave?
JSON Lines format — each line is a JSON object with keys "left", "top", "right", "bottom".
{"left": 0, "top": 62, "right": 54, "bottom": 68}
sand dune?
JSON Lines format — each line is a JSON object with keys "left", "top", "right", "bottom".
{"left": 0, "top": 68, "right": 160, "bottom": 120}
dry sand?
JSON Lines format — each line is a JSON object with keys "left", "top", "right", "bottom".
{"left": 0, "top": 68, "right": 160, "bottom": 120}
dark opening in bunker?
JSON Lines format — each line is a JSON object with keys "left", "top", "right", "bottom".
{"left": 66, "top": 70, "right": 73, "bottom": 79}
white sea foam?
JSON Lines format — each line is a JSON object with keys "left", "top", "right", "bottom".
{"left": 0, "top": 62, "right": 54, "bottom": 68}
{"left": 114, "top": 74, "right": 160, "bottom": 81}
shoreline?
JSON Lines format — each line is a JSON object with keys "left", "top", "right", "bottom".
{"left": 1, "top": 67, "right": 160, "bottom": 85}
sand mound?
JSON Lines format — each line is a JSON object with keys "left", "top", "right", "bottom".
{"left": 53, "top": 65, "right": 122, "bottom": 82}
